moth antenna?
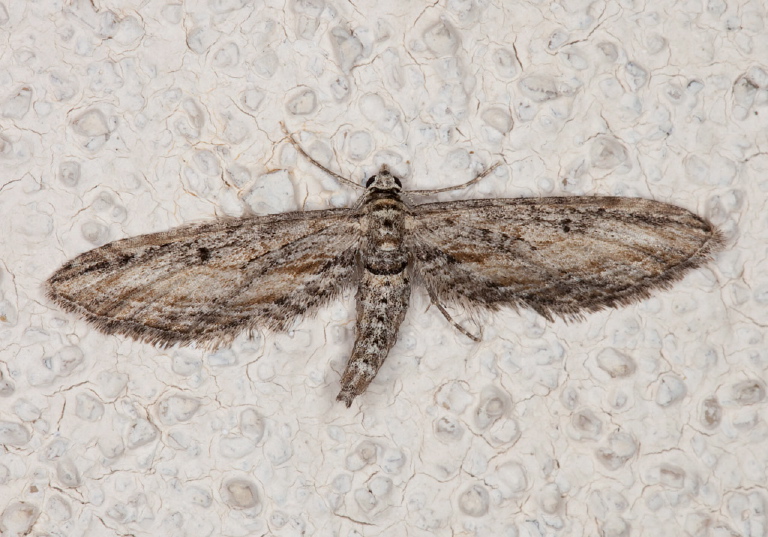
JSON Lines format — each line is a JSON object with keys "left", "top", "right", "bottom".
{"left": 280, "top": 122, "right": 363, "bottom": 190}
{"left": 408, "top": 161, "right": 502, "bottom": 195}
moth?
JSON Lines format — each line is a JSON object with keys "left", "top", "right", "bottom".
{"left": 46, "top": 133, "right": 724, "bottom": 407}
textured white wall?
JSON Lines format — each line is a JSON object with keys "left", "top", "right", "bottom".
{"left": 0, "top": 0, "right": 764, "bottom": 536}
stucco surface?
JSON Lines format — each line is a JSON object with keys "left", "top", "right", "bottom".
{"left": 0, "top": 1, "right": 765, "bottom": 536}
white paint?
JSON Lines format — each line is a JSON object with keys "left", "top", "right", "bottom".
{"left": 0, "top": 0, "right": 762, "bottom": 536}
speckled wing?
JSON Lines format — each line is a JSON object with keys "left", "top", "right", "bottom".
{"left": 46, "top": 209, "right": 362, "bottom": 348}
{"left": 409, "top": 197, "right": 723, "bottom": 321}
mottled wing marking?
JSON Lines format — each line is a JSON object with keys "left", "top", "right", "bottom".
{"left": 409, "top": 197, "right": 724, "bottom": 321}
{"left": 46, "top": 209, "right": 362, "bottom": 348}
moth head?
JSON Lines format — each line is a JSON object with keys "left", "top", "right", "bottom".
{"left": 365, "top": 164, "right": 403, "bottom": 191}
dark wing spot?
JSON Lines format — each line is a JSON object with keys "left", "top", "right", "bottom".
{"left": 77, "top": 260, "right": 112, "bottom": 276}
{"left": 561, "top": 218, "right": 572, "bottom": 233}
{"left": 198, "top": 247, "right": 211, "bottom": 262}
{"left": 116, "top": 253, "right": 135, "bottom": 266}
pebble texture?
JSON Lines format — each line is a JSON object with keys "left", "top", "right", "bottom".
{"left": 0, "top": 1, "right": 762, "bottom": 536}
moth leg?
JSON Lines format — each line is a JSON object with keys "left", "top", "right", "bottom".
{"left": 407, "top": 162, "right": 502, "bottom": 195}
{"left": 280, "top": 122, "right": 363, "bottom": 190}
{"left": 337, "top": 272, "right": 410, "bottom": 407}
{"left": 429, "top": 297, "right": 481, "bottom": 342}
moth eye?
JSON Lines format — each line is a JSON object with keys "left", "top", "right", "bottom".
{"left": 365, "top": 176, "right": 376, "bottom": 188}
{"left": 393, "top": 177, "right": 402, "bottom": 188}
